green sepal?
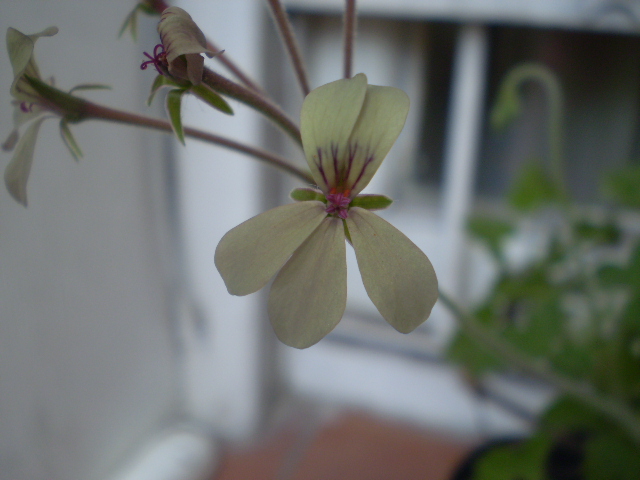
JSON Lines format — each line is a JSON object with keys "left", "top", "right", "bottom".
{"left": 118, "top": 5, "right": 140, "bottom": 39}
{"left": 290, "top": 187, "right": 325, "bottom": 202}
{"left": 24, "top": 75, "right": 86, "bottom": 122}
{"left": 350, "top": 194, "right": 393, "bottom": 211}
{"left": 59, "top": 119, "right": 83, "bottom": 162}
{"left": 190, "top": 84, "right": 233, "bottom": 115}
{"left": 69, "top": 84, "right": 111, "bottom": 94}
{"left": 118, "top": 3, "right": 159, "bottom": 40}
{"left": 147, "top": 75, "right": 186, "bottom": 106}
{"left": 166, "top": 88, "right": 186, "bottom": 145}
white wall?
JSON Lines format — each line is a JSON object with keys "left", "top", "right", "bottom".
{"left": 1, "top": 2, "right": 182, "bottom": 479}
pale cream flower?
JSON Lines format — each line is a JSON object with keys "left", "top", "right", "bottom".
{"left": 215, "top": 74, "right": 438, "bottom": 348}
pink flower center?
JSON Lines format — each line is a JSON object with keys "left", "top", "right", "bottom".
{"left": 325, "top": 189, "right": 351, "bottom": 219}
{"left": 141, "top": 44, "right": 168, "bottom": 74}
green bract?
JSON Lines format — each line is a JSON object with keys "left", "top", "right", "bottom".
{"left": 3, "top": 27, "right": 58, "bottom": 206}
{"left": 157, "top": 6, "right": 219, "bottom": 85}
{"left": 2, "top": 27, "right": 94, "bottom": 206}
{"left": 215, "top": 74, "right": 438, "bottom": 348}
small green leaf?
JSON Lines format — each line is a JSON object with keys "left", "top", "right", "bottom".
{"left": 602, "top": 164, "right": 640, "bottom": 209}
{"left": 540, "top": 396, "right": 607, "bottom": 432}
{"left": 468, "top": 215, "right": 514, "bottom": 261}
{"left": 118, "top": 7, "right": 138, "bottom": 39}
{"left": 509, "top": 162, "right": 564, "bottom": 211}
{"left": 147, "top": 75, "right": 173, "bottom": 106}
{"left": 68, "top": 84, "right": 111, "bottom": 94}
{"left": 290, "top": 187, "right": 325, "bottom": 202}
{"left": 573, "top": 219, "right": 620, "bottom": 245}
{"left": 165, "top": 89, "right": 186, "bottom": 145}
{"left": 474, "top": 434, "right": 552, "bottom": 480}
{"left": 584, "top": 431, "right": 640, "bottom": 480}
{"left": 350, "top": 194, "right": 393, "bottom": 211}
{"left": 59, "top": 120, "right": 83, "bottom": 162}
{"left": 190, "top": 84, "right": 233, "bottom": 115}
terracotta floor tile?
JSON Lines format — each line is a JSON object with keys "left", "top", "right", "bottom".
{"left": 212, "top": 411, "right": 474, "bottom": 480}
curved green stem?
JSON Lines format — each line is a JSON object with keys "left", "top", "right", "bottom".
{"left": 80, "top": 101, "right": 313, "bottom": 184}
{"left": 438, "top": 291, "right": 640, "bottom": 445}
{"left": 492, "top": 63, "right": 567, "bottom": 198}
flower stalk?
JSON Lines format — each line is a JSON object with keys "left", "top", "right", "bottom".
{"left": 201, "top": 67, "right": 302, "bottom": 146}
{"left": 81, "top": 100, "right": 312, "bottom": 183}
{"left": 343, "top": 0, "right": 357, "bottom": 79}
{"left": 265, "top": 0, "right": 311, "bottom": 96}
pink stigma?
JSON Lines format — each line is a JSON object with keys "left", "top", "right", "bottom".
{"left": 325, "top": 192, "right": 351, "bottom": 219}
{"left": 19, "top": 101, "right": 34, "bottom": 113}
{"left": 141, "top": 44, "right": 168, "bottom": 74}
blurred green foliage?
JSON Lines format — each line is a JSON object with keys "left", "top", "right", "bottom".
{"left": 448, "top": 153, "right": 640, "bottom": 478}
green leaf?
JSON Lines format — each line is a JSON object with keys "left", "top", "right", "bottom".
{"left": 59, "top": 120, "right": 83, "bottom": 162}
{"left": 447, "top": 331, "right": 504, "bottom": 375}
{"left": 147, "top": 75, "right": 184, "bottom": 106}
{"left": 190, "top": 84, "right": 233, "bottom": 115}
{"left": 584, "top": 431, "right": 640, "bottom": 480}
{"left": 474, "top": 434, "right": 553, "bottom": 480}
{"left": 68, "top": 84, "right": 111, "bottom": 94}
{"left": 541, "top": 396, "right": 608, "bottom": 433}
{"left": 506, "top": 297, "right": 564, "bottom": 358}
{"left": 118, "top": 7, "right": 138, "bottom": 39}
{"left": 573, "top": 219, "right": 621, "bottom": 245}
{"left": 508, "top": 162, "right": 563, "bottom": 211}
{"left": 165, "top": 89, "right": 186, "bottom": 145}
{"left": 467, "top": 215, "right": 514, "bottom": 261}
{"left": 350, "top": 194, "right": 393, "bottom": 211}
{"left": 602, "top": 164, "right": 640, "bottom": 209}
{"left": 290, "top": 187, "right": 325, "bottom": 202}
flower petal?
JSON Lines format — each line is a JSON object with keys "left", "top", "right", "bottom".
{"left": 346, "top": 208, "right": 438, "bottom": 333}
{"left": 6, "top": 27, "right": 57, "bottom": 99}
{"left": 268, "top": 217, "right": 347, "bottom": 348}
{"left": 345, "top": 85, "right": 410, "bottom": 196}
{"left": 301, "top": 73, "right": 367, "bottom": 192}
{"left": 215, "top": 201, "right": 327, "bottom": 296}
{"left": 4, "top": 116, "right": 47, "bottom": 206}
{"left": 158, "top": 7, "right": 218, "bottom": 85}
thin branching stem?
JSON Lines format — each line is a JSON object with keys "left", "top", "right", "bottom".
{"left": 81, "top": 101, "right": 313, "bottom": 184}
{"left": 207, "top": 39, "right": 266, "bottom": 95}
{"left": 343, "top": 0, "right": 356, "bottom": 79}
{"left": 202, "top": 67, "right": 302, "bottom": 147}
{"left": 265, "top": 0, "right": 311, "bottom": 96}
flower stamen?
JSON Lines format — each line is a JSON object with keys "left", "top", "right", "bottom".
{"left": 140, "top": 44, "right": 168, "bottom": 74}
{"left": 19, "top": 101, "right": 34, "bottom": 113}
{"left": 325, "top": 190, "right": 351, "bottom": 219}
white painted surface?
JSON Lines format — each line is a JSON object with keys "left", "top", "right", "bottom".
{"left": 0, "top": 2, "right": 177, "bottom": 480}
{"left": 174, "top": 0, "right": 266, "bottom": 440}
